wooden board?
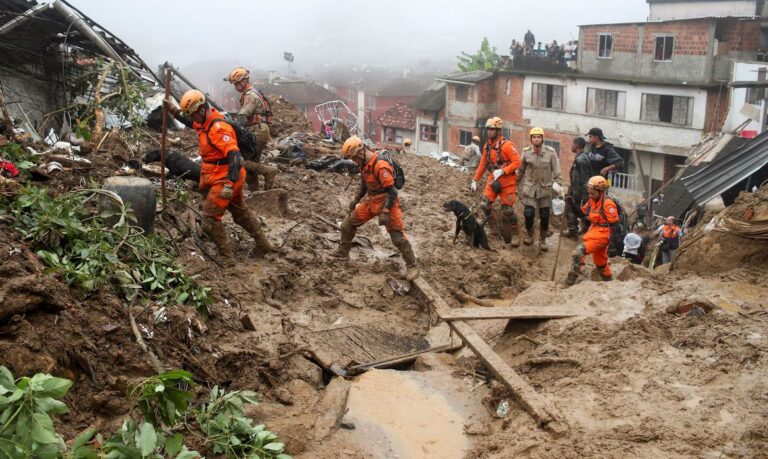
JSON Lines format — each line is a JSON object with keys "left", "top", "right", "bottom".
{"left": 306, "top": 320, "right": 442, "bottom": 372}
{"left": 412, "top": 277, "right": 567, "bottom": 436}
{"left": 441, "top": 306, "right": 580, "bottom": 321}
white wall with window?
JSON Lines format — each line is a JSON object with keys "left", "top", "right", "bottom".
{"left": 523, "top": 75, "right": 707, "bottom": 155}
{"left": 531, "top": 82, "right": 565, "bottom": 110}
{"left": 723, "top": 61, "right": 767, "bottom": 134}
{"left": 415, "top": 116, "right": 444, "bottom": 155}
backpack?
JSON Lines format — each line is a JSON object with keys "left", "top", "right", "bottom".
{"left": 205, "top": 117, "right": 259, "bottom": 161}
{"left": 584, "top": 193, "right": 628, "bottom": 256}
{"left": 372, "top": 150, "right": 405, "bottom": 190}
{"left": 249, "top": 87, "right": 273, "bottom": 124}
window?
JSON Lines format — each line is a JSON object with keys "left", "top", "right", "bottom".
{"left": 455, "top": 86, "right": 469, "bottom": 102}
{"left": 394, "top": 132, "right": 403, "bottom": 144}
{"left": 531, "top": 83, "right": 564, "bottom": 110}
{"left": 747, "top": 67, "right": 767, "bottom": 104}
{"left": 655, "top": 36, "right": 674, "bottom": 61}
{"left": 505, "top": 78, "right": 511, "bottom": 96}
{"left": 544, "top": 140, "right": 560, "bottom": 156}
{"left": 586, "top": 88, "right": 626, "bottom": 118}
{"left": 598, "top": 33, "right": 613, "bottom": 59}
{"left": 421, "top": 124, "right": 438, "bottom": 142}
{"left": 502, "top": 128, "right": 511, "bottom": 139}
{"left": 384, "top": 127, "right": 396, "bottom": 143}
{"left": 459, "top": 130, "right": 473, "bottom": 146}
{"left": 641, "top": 94, "right": 693, "bottom": 126}
{"left": 367, "top": 96, "right": 376, "bottom": 110}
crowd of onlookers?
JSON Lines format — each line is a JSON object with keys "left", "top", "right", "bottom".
{"left": 509, "top": 30, "right": 578, "bottom": 66}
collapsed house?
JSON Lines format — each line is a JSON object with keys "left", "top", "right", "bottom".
{"left": 0, "top": 0, "right": 164, "bottom": 142}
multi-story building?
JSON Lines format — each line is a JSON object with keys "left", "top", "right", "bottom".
{"left": 436, "top": 15, "right": 763, "bottom": 205}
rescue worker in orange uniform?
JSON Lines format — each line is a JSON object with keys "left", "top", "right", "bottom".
{"left": 227, "top": 67, "right": 279, "bottom": 191}
{"left": 333, "top": 136, "right": 419, "bottom": 281}
{"left": 164, "top": 90, "right": 273, "bottom": 265}
{"left": 562, "top": 176, "right": 619, "bottom": 286}
{"left": 471, "top": 117, "right": 522, "bottom": 246}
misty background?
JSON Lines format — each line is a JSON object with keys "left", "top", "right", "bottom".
{"left": 70, "top": 0, "right": 648, "bottom": 80}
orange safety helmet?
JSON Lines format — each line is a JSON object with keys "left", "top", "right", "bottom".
{"left": 587, "top": 175, "right": 609, "bottom": 191}
{"left": 485, "top": 117, "right": 503, "bottom": 129}
{"left": 179, "top": 90, "right": 206, "bottom": 114}
{"left": 341, "top": 136, "right": 365, "bottom": 159}
{"left": 403, "top": 138, "right": 413, "bottom": 146}
{"left": 228, "top": 67, "right": 250, "bottom": 84}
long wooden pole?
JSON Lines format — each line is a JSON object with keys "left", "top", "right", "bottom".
{"left": 160, "top": 67, "right": 171, "bottom": 209}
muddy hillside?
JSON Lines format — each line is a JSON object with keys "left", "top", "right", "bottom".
{"left": 1, "top": 93, "right": 767, "bottom": 458}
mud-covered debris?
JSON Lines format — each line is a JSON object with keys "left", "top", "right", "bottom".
{"left": 0, "top": 274, "right": 69, "bottom": 321}
{"left": 666, "top": 297, "right": 716, "bottom": 315}
{"left": 312, "top": 376, "right": 351, "bottom": 440}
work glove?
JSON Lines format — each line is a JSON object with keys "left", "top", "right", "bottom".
{"left": 378, "top": 210, "right": 390, "bottom": 227}
{"left": 553, "top": 182, "right": 564, "bottom": 198}
{"left": 492, "top": 169, "right": 504, "bottom": 180}
{"left": 227, "top": 150, "right": 243, "bottom": 182}
{"left": 163, "top": 98, "right": 180, "bottom": 118}
{"left": 219, "top": 184, "right": 234, "bottom": 200}
{"left": 470, "top": 180, "right": 478, "bottom": 192}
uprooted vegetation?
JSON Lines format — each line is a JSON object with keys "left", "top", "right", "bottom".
{"left": 0, "top": 185, "right": 211, "bottom": 318}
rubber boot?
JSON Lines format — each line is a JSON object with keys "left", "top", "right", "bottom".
{"left": 202, "top": 219, "right": 235, "bottom": 267}
{"left": 538, "top": 233, "right": 548, "bottom": 252}
{"left": 597, "top": 266, "right": 613, "bottom": 282}
{"left": 333, "top": 218, "right": 356, "bottom": 259}
{"left": 235, "top": 210, "right": 273, "bottom": 256}
{"left": 523, "top": 228, "right": 534, "bottom": 246}
{"left": 509, "top": 219, "right": 520, "bottom": 247}
{"left": 263, "top": 165, "right": 278, "bottom": 191}
{"left": 560, "top": 271, "right": 578, "bottom": 288}
{"left": 391, "top": 231, "right": 420, "bottom": 281}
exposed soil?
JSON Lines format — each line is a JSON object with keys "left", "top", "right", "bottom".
{"left": 1, "top": 110, "right": 767, "bottom": 458}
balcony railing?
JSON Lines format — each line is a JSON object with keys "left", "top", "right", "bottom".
{"left": 609, "top": 172, "right": 642, "bottom": 193}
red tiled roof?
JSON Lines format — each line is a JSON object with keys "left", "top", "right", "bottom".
{"left": 377, "top": 103, "right": 417, "bottom": 130}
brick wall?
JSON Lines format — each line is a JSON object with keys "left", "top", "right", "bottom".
{"left": 717, "top": 20, "right": 761, "bottom": 52}
{"left": 703, "top": 86, "right": 731, "bottom": 133}
{"left": 496, "top": 75, "right": 525, "bottom": 124}
{"left": 580, "top": 25, "right": 640, "bottom": 53}
{"left": 641, "top": 19, "right": 712, "bottom": 56}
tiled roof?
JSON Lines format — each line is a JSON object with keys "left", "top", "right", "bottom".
{"left": 411, "top": 83, "right": 446, "bottom": 112}
{"left": 377, "top": 103, "right": 417, "bottom": 130}
{"left": 261, "top": 80, "right": 337, "bottom": 105}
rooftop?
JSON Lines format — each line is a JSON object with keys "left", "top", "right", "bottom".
{"left": 437, "top": 70, "right": 494, "bottom": 84}
{"left": 260, "top": 80, "right": 338, "bottom": 106}
{"left": 579, "top": 15, "right": 759, "bottom": 28}
{"left": 377, "top": 102, "right": 417, "bottom": 130}
{"left": 411, "top": 83, "right": 446, "bottom": 112}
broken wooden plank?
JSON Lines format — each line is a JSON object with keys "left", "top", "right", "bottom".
{"left": 412, "top": 277, "right": 567, "bottom": 436}
{"left": 347, "top": 342, "right": 463, "bottom": 374}
{"left": 441, "top": 306, "right": 580, "bottom": 321}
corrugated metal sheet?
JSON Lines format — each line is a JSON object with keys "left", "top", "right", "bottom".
{"left": 682, "top": 130, "right": 768, "bottom": 205}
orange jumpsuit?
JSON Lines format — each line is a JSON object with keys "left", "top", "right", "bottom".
{"left": 350, "top": 152, "right": 404, "bottom": 232}
{"left": 193, "top": 108, "right": 247, "bottom": 221}
{"left": 580, "top": 194, "right": 619, "bottom": 276}
{"left": 473, "top": 137, "right": 521, "bottom": 206}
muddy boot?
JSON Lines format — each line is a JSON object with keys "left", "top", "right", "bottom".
{"left": 235, "top": 210, "right": 273, "bottom": 256}
{"left": 390, "top": 231, "right": 419, "bottom": 281}
{"left": 508, "top": 215, "right": 520, "bottom": 247}
{"left": 332, "top": 218, "right": 356, "bottom": 259}
{"left": 523, "top": 228, "right": 534, "bottom": 246}
{"left": 560, "top": 271, "right": 578, "bottom": 288}
{"left": 538, "top": 233, "right": 548, "bottom": 252}
{"left": 597, "top": 266, "right": 613, "bottom": 282}
{"left": 202, "top": 219, "right": 235, "bottom": 267}
{"left": 263, "top": 165, "right": 279, "bottom": 190}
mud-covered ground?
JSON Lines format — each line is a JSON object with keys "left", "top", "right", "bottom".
{"left": 2, "top": 119, "right": 767, "bottom": 457}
